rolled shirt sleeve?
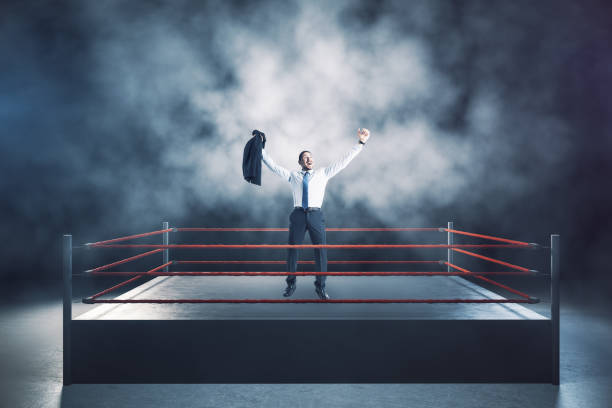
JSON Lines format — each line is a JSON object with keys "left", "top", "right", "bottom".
{"left": 323, "top": 144, "right": 364, "bottom": 179}
{"left": 262, "top": 149, "right": 292, "bottom": 181}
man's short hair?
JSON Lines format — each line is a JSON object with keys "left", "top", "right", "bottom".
{"left": 298, "top": 150, "right": 311, "bottom": 163}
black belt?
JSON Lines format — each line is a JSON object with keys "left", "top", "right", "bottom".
{"left": 294, "top": 206, "right": 321, "bottom": 212}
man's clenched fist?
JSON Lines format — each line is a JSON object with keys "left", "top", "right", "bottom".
{"left": 358, "top": 128, "right": 370, "bottom": 144}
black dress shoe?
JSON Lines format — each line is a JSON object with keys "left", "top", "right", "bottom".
{"left": 315, "top": 285, "right": 330, "bottom": 300}
{"left": 283, "top": 282, "right": 296, "bottom": 297}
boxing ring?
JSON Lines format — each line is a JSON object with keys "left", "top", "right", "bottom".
{"left": 62, "top": 222, "right": 560, "bottom": 384}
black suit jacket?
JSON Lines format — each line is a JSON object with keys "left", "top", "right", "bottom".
{"left": 242, "top": 133, "right": 266, "bottom": 185}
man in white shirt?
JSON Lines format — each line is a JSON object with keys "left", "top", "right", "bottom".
{"left": 261, "top": 128, "right": 371, "bottom": 299}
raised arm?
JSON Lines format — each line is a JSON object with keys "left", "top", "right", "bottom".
{"left": 324, "top": 128, "right": 370, "bottom": 179}
{"left": 262, "top": 148, "right": 291, "bottom": 181}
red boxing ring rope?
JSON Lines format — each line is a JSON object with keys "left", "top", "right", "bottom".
{"left": 444, "top": 228, "right": 531, "bottom": 246}
{"left": 176, "top": 227, "right": 441, "bottom": 232}
{"left": 89, "top": 262, "right": 172, "bottom": 300}
{"left": 89, "top": 271, "right": 534, "bottom": 277}
{"left": 175, "top": 260, "right": 440, "bottom": 265}
{"left": 451, "top": 248, "right": 531, "bottom": 272}
{"left": 445, "top": 262, "right": 532, "bottom": 300}
{"left": 86, "top": 228, "right": 173, "bottom": 247}
{"left": 86, "top": 249, "right": 163, "bottom": 273}
{"left": 81, "top": 225, "right": 541, "bottom": 306}
{"left": 89, "top": 243, "right": 528, "bottom": 249}
{"left": 84, "top": 255, "right": 430, "bottom": 277}
{"left": 84, "top": 298, "right": 537, "bottom": 304}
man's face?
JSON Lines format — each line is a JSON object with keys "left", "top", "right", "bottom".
{"left": 300, "top": 152, "right": 314, "bottom": 171}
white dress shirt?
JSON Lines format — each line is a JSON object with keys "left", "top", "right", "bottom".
{"left": 262, "top": 144, "right": 363, "bottom": 208}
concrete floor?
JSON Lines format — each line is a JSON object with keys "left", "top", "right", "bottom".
{"left": 1, "top": 282, "right": 612, "bottom": 408}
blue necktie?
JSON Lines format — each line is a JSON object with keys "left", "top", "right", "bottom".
{"left": 302, "top": 172, "right": 311, "bottom": 208}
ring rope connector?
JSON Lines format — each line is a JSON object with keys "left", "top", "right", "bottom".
{"left": 82, "top": 298, "right": 95, "bottom": 304}
{"left": 527, "top": 297, "right": 540, "bottom": 304}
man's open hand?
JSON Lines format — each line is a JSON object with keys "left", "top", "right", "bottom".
{"left": 358, "top": 128, "right": 370, "bottom": 144}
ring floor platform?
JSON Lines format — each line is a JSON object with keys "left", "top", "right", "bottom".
{"left": 77, "top": 275, "right": 544, "bottom": 320}
{"left": 71, "top": 276, "right": 552, "bottom": 383}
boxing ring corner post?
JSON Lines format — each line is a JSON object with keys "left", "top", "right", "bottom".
{"left": 62, "top": 234, "right": 72, "bottom": 386}
{"left": 551, "top": 234, "right": 560, "bottom": 385}
{"left": 163, "top": 221, "right": 169, "bottom": 272}
{"left": 447, "top": 221, "right": 454, "bottom": 272}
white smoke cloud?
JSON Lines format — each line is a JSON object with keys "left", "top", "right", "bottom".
{"left": 1, "top": 0, "right": 594, "bottom": 284}
{"left": 76, "top": 0, "right": 572, "bottom": 230}
{"left": 154, "top": 1, "right": 453, "bottom": 226}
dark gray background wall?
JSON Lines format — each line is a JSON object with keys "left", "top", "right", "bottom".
{"left": 1, "top": 0, "right": 610, "bottom": 294}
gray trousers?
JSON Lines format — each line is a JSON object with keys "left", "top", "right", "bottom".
{"left": 286, "top": 208, "right": 327, "bottom": 288}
